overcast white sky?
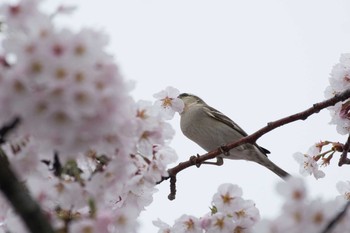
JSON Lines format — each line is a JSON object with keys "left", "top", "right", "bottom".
{"left": 46, "top": 1, "right": 350, "bottom": 232}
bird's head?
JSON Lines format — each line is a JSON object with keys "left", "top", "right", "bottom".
{"left": 178, "top": 93, "right": 205, "bottom": 113}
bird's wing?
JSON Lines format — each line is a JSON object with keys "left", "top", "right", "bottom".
{"left": 203, "top": 105, "right": 270, "bottom": 155}
{"left": 204, "top": 105, "right": 248, "bottom": 137}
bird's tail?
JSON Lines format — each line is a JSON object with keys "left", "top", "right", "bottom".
{"left": 264, "top": 160, "right": 290, "bottom": 180}
{"left": 255, "top": 152, "right": 290, "bottom": 180}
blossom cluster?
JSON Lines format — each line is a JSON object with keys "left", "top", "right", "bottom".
{"left": 256, "top": 177, "right": 350, "bottom": 233}
{"left": 154, "top": 178, "right": 350, "bottom": 233}
{"left": 0, "top": 0, "right": 135, "bottom": 156}
{"left": 294, "top": 52, "right": 350, "bottom": 179}
{"left": 154, "top": 183, "right": 260, "bottom": 233}
{"left": 325, "top": 53, "right": 350, "bottom": 134}
{"left": 0, "top": 0, "right": 184, "bottom": 232}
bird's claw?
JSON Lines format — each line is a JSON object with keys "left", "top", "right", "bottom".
{"left": 190, "top": 154, "right": 202, "bottom": 168}
{"left": 220, "top": 144, "right": 230, "bottom": 156}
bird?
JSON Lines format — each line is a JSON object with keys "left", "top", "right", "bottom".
{"left": 178, "top": 93, "right": 290, "bottom": 179}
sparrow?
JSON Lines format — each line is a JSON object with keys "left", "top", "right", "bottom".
{"left": 178, "top": 93, "right": 290, "bottom": 179}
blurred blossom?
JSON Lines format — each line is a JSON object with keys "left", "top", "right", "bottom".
{"left": 69, "top": 219, "right": 96, "bottom": 233}
{"left": 155, "top": 183, "right": 259, "bottom": 233}
{"left": 276, "top": 177, "right": 307, "bottom": 202}
{"left": 256, "top": 177, "right": 350, "bottom": 233}
{"left": 336, "top": 181, "right": 350, "bottom": 200}
{"left": 154, "top": 180, "right": 350, "bottom": 233}
{"left": 0, "top": 0, "right": 136, "bottom": 156}
{"left": 135, "top": 100, "right": 175, "bottom": 156}
{"left": 0, "top": 0, "right": 180, "bottom": 232}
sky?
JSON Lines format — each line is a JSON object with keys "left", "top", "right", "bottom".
{"left": 45, "top": 0, "right": 350, "bottom": 232}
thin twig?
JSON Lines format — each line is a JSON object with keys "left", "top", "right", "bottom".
{"left": 0, "top": 117, "right": 54, "bottom": 232}
{"left": 159, "top": 88, "right": 350, "bottom": 200}
{"left": 321, "top": 201, "right": 350, "bottom": 233}
{"left": 168, "top": 176, "right": 177, "bottom": 201}
{"left": 338, "top": 134, "right": 350, "bottom": 166}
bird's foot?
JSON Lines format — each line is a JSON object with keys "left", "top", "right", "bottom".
{"left": 220, "top": 144, "right": 230, "bottom": 156}
{"left": 190, "top": 154, "right": 202, "bottom": 168}
{"left": 202, "top": 157, "right": 224, "bottom": 166}
{"left": 190, "top": 155, "right": 224, "bottom": 167}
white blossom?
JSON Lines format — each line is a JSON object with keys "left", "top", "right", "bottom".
{"left": 212, "top": 183, "right": 243, "bottom": 214}
{"left": 325, "top": 53, "right": 350, "bottom": 134}
{"left": 172, "top": 215, "right": 202, "bottom": 233}
{"left": 293, "top": 145, "right": 325, "bottom": 179}
{"left": 336, "top": 181, "right": 350, "bottom": 201}
{"left": 154, "top": 86, "right": 184, "bottom": 120}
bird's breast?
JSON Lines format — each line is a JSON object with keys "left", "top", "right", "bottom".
{"left": 180, "top": 107, "right": 243, "bottom": 153}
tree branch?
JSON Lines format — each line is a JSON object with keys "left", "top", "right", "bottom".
{"left": 0, "top": 148, "right": 55, "bottom": 233}
{"left": 159, "top": 88, "right": 350, "bottom": 200}
{"left": 321, "top": 201, "right": 350, "bottom": 233}
{"left": 338, "top": 134, "right": 350, "bottom": 166}
{"left": 0, "top": 117, "right": 20, "bottom": 144}
{"left": 0, "top": 118, "right": 55, "bottom": 233}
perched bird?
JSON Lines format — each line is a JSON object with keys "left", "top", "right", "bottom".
{"left": 178, "top": 93, "right": 290, "bottom": 179}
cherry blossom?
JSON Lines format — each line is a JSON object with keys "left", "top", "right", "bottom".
{"left": 154, "top": 86, "right": 184, "bottom": 120}
{"left": 0, "top": 0, "right": 138, "bottom": 156}
{"left": 153, "top": 219, "right": 173, "bottom": 233}
{"left": 325, "top": 53, "right": 350, "bottom": 134}
{"left": 293, "top": 145, "right": 325, "bottom": 179}
{"left": 154, "top": 184, "right": 259, "bottom": 233}
{"left": 0, "top": 1, "right": 182, "bottom": 232}
{"left": 205, "top": 213, "right": 236, "bottom": 233}
{"left": 172, "top": 215, "right": 202, "bottom": 233}
{"left": 256, "top": 177, "right": 350, "bottom": 233}
{"left": 336, "top": 181, "right": 350, "bottom": 200}
{"left": 212, "top": 183, "right": 243, "bottom": 214}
